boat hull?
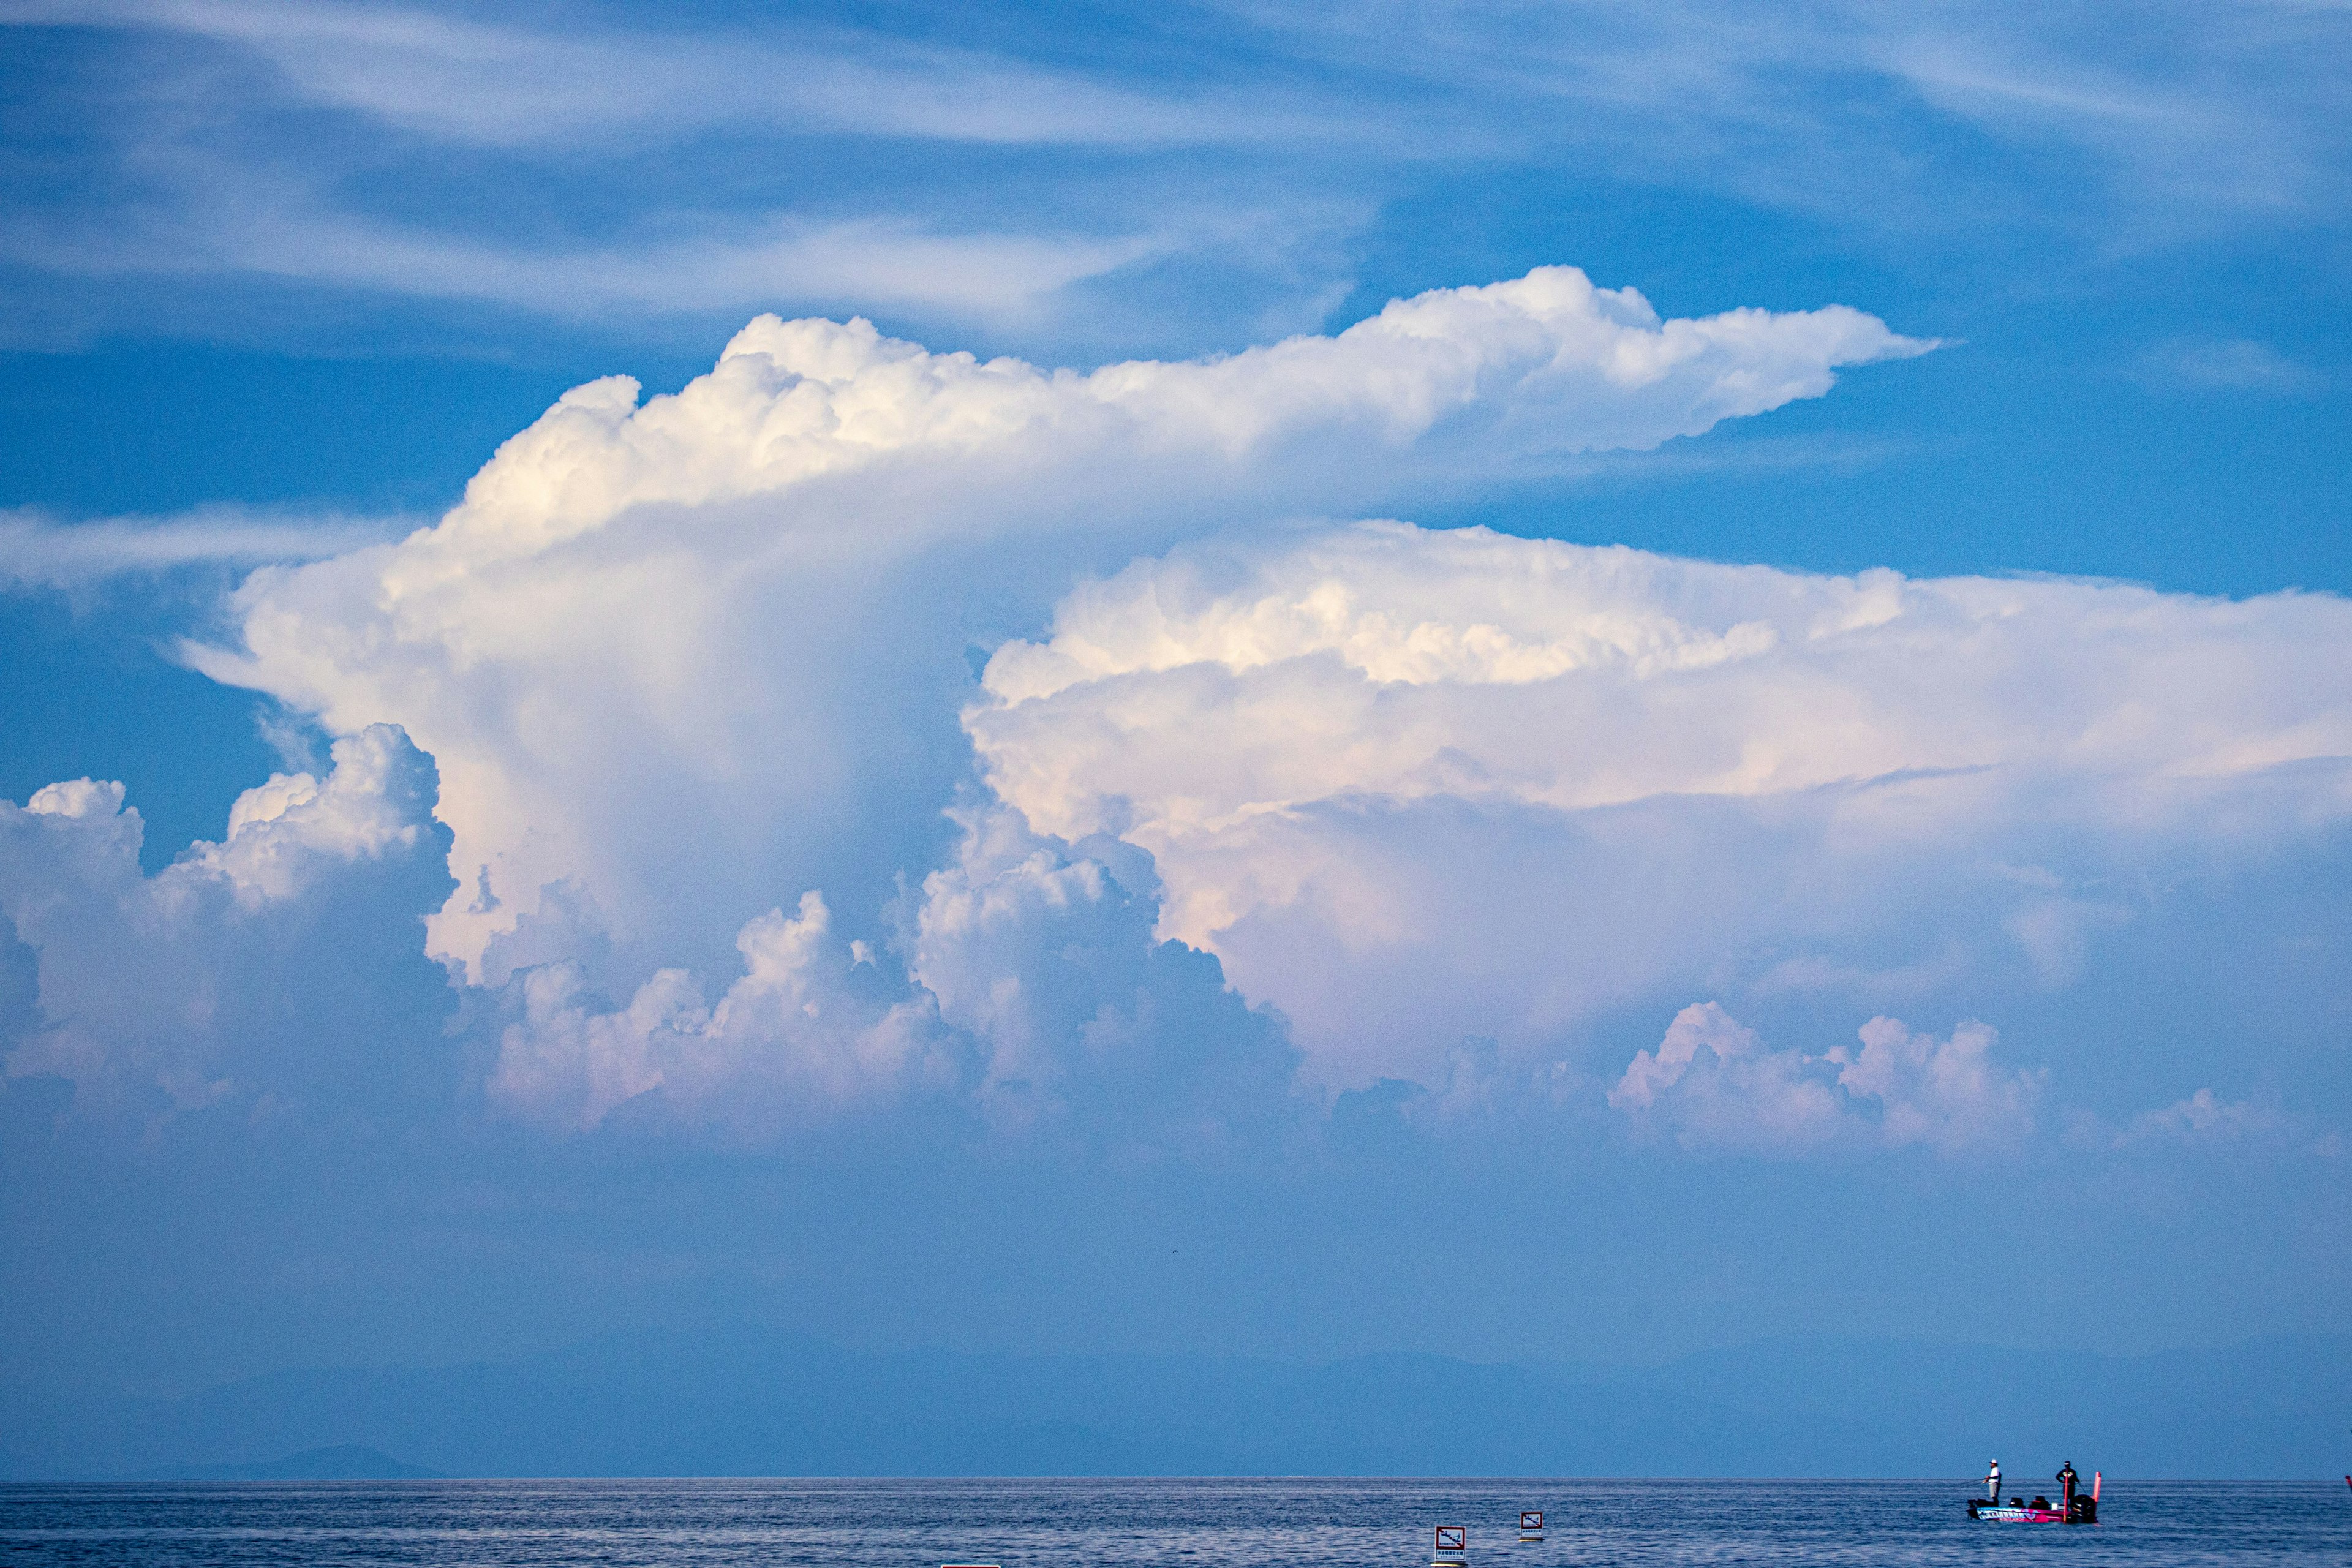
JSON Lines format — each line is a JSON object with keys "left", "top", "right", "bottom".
{"left": 1969, "top": 1498, "right": 2094, "bottom": 1523}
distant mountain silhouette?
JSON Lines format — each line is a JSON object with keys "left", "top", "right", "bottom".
{"left": 136, "top": 1444, "right": 442, "bottom": 1480}
{"left": 4, "top": 1327, "right": 2343, "bottom": 1480}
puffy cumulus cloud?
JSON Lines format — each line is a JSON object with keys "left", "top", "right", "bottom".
{"left": 908, "top": 807, "right": 1302, "bottom": 1150}
{"left": 485, "top": 805, "right": 1300, "bottom": 1152}
{"left": 1610, "top": 1003, "right": 2041, "bottom": 1156}
{"left": 2062, "top": 1087, "right": 2342, "bottom": 1158}
{"left": 2104, "top": 1088, "right": 2267, "bottom": 1148}
{"left": 1826, "top": 1016, "right": 2041, "bottom": 1154}
{"left": 0, "top": 717, "right": 1297, "bottom": 1147}
{"left": 488, "top": 891, "right": 956, "bottom": 1137}
{"left": 968, "top": 522, "right": 2352, "bottom": 1087}
{"left": 1608, "top": 1003, "right": 1836, "bottom": 1153}
{"left": 188, "top": 268, "right": 1919, "bottom": 998}
{"left": 0, "top": 726, "right": 455, "bottom": 1119}
{"left": 1409, "top": 1033, "right": 1584, "bottom": 1123}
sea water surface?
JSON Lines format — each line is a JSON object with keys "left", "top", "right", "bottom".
{"left": 2, "top": 1477, "right": 2345, "bottom": 1566}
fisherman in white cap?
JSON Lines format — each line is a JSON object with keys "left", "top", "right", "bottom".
{"left": 1987, "top": 1459, "right": 2001, "bottom": 1502}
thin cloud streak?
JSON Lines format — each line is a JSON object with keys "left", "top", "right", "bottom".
{"left": 6, "top": 201, "right": 1170, "bottom": 325}
{"left": 1227, "top": 0, "right": 2352, "bottom": 224}
{"left": 0, "top": 507, "right": 406, "bottom": 589}
{"left": 6, "top": 0, "right": 2348, "bottom": 347}
{"left": 2132, "top": 337, "right": 2329, "bottom": 395}
{"left": 4, "top": 0, "right": 1366, "bottom": 150}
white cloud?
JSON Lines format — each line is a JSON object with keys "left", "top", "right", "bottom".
{"left": 487, "top": 889, "right": 956, "bottom": 1137}
{"left": 73, "top": 0, "right": 2322, "bottom": 229}
{"left": 2134, "top": 338, "right": 2328, "bottom": 395}
{"left": 0, "top": 161, "right": 1170, "bottom": 331}
{"left": 187, "top": 729, "right": 442, "bottom": 906}
{"left": 484, "top": 804, "right": 1300, "bottom": 1150}
{"left": 2002, "top": 895, "right": 2133, "bottom": 990}
{"left": 1828, "top": 1015, "right": 2041, "bottom": 1154}
{"left": 2067, "top": 1087, "right": 2303, "bottom": 1154}
{"left": 0, "top": 0, "right": 1374, "bottom": 335}
{"left": 1610, "top": 1002, "right": 2041, "bottom": 1155}
{"left": 908, "top": 806, "right": 1302, "bottom": 1148}
{"left": 1411, "top": 1033, "right": 1583, "bottom": 1121}
{"left": 10, "top": 0, "right": 1338, "bottom": 151}
{"left": 970, "top": 521, "right": 2352, "bottom": 1086}
{"left": 2117, "top": 1087, "right": 2266, "bottom": 1145}
{"left": 24, "top": 266, "right": 2346, "bottom": 1153}
{"left": 0, "top": 719, "right": 1297, "bottom": 1144}
{"left": 0, "top": 507, "right": 399, "bottom": 590}
{"left": 1234, "top": 0, "right": 2352, "bottom": 228}
{"left": 0, "top": 726, "right": 454, "bottom": 1117}
{"left": 189, "top": 269, "right": 1915, "bottom": 1003}
{"left": 167, "top": 207, "right": 1161, "bottom": 328}
{"left": 2126, "top": 1088, "right": 2260, "bottom": 1142}
{"left": 1609, "top": 1002, "right": 1847, "bottom": 1153}
{"left": 12, "top": 0, "right": 2347, "bottom": 361}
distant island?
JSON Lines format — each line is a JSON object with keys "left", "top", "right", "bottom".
{"left": 136, "top": 1445, "right": 442, "bottom": 1482}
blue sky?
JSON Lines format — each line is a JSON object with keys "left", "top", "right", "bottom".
{"left": 1, "top": 0, "right": 2347, "bottom": 1404}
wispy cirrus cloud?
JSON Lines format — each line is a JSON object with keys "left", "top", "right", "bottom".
{"left": 3, "top": 191, "right": 1171, "bottom": 326}
{"left": 2133, "top": 337, "right": 2329, "bottom": 395}
{"left": 0, "top": 0, "right": 1386, "bottom": 344}
{"left": 0, "top": 0, "right": 1368, "bottom": 151}
{"left": 5, "top": 0, "right": 2347, "bottom": 353}
{"left": 1232, "top": 0, "right": 2352, "bottom": 226}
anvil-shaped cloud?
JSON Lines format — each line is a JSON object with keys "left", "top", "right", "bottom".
{"left": 971, "top": 522, "right": 2352, "bottom": 1088}
{"left": 192, "top": 268, "right": 1923, "bottom": 991}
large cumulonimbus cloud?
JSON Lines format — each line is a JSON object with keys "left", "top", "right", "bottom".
{"left": 6, "top": 264, "right": 2346, "bottom": 1152}
{"left": 192, "top": 266, "right": 1921, "bottom": 992}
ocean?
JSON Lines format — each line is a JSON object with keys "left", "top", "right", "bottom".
{"left": 2, "top": 1476, "right": 2345, "bottom": 1566}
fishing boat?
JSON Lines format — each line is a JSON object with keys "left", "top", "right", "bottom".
{"left": 1969, "top": 1500, "right": 2068, "bottom": 1522}
{"left": 1968, "top": 1471, "right": 2098, "bottom": 1523}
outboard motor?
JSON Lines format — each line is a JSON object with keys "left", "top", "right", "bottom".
{"left": 2067, "top": 1494, "right": 2097, "bottom": 1523}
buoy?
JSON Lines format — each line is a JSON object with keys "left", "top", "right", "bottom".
{"left": 1518, "top": 1509, "right": 1544, "bottom": 1542}
{"left": 1434, "top": 1524, "right": 1469, "bottom": 1567}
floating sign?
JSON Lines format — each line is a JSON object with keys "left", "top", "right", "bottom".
{"left": 1436, "top": 1526, "right": 1467, "bottom": 1552}
{"left": 1520, "top": 1511, "right": 1543, "bottom": 1531}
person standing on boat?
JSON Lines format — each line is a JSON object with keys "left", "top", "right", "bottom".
{"left": 1987, "top": 1460, "right": 2001, "bottom": 1501}
{"left": 2057, "top": 1461, "right": 2079, "bottom": 1506}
